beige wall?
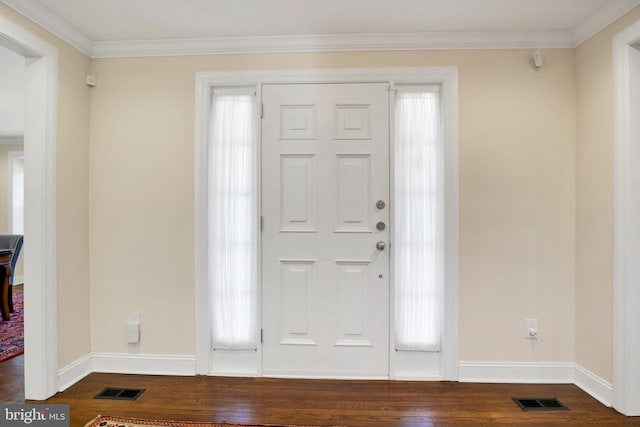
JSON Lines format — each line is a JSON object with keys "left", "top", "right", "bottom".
{"left": 14, "top": 0, "right": 638, "bottom": 374}
{"left": 0, "top": 4, "right": 92, "bottom": 368}
{"left": 575, "top": 5, "right": 640, "bottom": 383}
{"left": 89, "top": 50, "right": 576, "bottom": 362}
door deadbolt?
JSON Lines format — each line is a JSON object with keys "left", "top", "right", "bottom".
{"left": 376, "top": 221, "right": 386, "bottom": 231}
{"left": 376, "top": 200, "right": 386, "bottom": 210}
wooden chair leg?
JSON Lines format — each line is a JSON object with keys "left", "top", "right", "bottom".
{"left": 8, "top": 284, "right": 12, "bottom": 313}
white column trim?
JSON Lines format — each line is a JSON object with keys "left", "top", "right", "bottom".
{"left": 613, "top": 18, "right": 640, "bottom": 416}
{"left": 0, "top": 15, "right": 58, "bottom": 401}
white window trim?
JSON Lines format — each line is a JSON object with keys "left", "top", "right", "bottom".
{"left": 7, "top": 150, "right": 24, "bottom": 234}
{"left": 195, "top": 67, "right": 458, "bottom": 380}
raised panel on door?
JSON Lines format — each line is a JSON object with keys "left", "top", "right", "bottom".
{"left": 262, "top": 83, "right": 390, "bottom": 377}
{"left": 280, "top": 155, "right": 317, "bottom": 232}
{"left": 335, "top": 154, "right": 371, "bottom": 233}
{"left": 279, "top": 260, "right": 317, "bottom": 345}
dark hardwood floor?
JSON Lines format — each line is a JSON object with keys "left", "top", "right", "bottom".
{"left": 2, "top": 355, "right": 640, "bottom": 426}
{"left": 0, "top": 353, "right": 24, "bottom": 403}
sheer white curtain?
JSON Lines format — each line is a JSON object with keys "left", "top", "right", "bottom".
{"left": 394, "top": 87, "right": 444, "bottom": 351}
{"left": 208, "top": 89, "right": 258, "bottom": 350}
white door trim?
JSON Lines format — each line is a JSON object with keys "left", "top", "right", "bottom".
{"left": 195, "top": 67, "right": 458, "bottom": 379}
{"left": 0, "top": 15, "right": 58, "bottom": 400}
{"left": 613, "top": 18, "right": 640, "bottom": 416}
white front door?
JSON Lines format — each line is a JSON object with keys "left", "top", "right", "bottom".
{"left": 261, "top": 83, "right": 390, "bottom": 377}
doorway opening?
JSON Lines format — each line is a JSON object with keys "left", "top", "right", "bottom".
{"left": 0, "top": 15, "right": 58, "bottom": 400}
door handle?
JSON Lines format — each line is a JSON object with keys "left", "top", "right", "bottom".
{"left": 376, "top": 241, "right": 386, "bottom": 251}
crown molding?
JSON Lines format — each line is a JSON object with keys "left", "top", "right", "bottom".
{"left": 572, "top": 0, "right": 640, "bottom": 47}
{"left": 2, "top": 0, "right": 639, "bottom": 58}
{"left": 0, "top": 0, "right": 92, "bottom": 56}
{"left": 92, "top": 31, "right": 574, "bottom": 58}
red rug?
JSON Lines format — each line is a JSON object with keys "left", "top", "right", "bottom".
{"left": 0, "top": 290, "right": 23, "bottom": 362}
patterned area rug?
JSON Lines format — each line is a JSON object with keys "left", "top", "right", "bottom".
{"left": 85, "top": 416, "right": 320, "bottom": 427}
{"left": 0, "top": 290, "right": 23, "bottom": 362}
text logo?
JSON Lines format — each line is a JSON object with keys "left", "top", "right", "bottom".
{"left": 1, "top": 405, "right": 69, "bottom": 427}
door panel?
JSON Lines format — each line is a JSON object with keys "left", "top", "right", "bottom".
{"left": 261, "top": 83, "right": 390, "bottom": 377}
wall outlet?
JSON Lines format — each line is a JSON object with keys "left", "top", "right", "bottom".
{"left": 524, "top": 318, "right": 538, "bottom": 339}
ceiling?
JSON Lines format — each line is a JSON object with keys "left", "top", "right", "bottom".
{"left": 1, "top": 0, "right": 639, "bottom": 57}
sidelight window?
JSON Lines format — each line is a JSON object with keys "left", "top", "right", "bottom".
{"left": 394, "top": 86, "right": 444, "bottom": 351}
{"left": 208, "top": 88, "right": 258, "bottom": 350}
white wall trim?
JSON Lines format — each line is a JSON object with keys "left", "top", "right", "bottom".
{"left": 459, "top": 362, "right": 612, "bottom": 407}
{"left": 613, "top": 18, "right": 640, "bottom": 417}
{"left": 91, "top": 353, "right": 196, "bottom": 376}
{"left": 57, "top": 354, "right": 92, "bottom": 392}
{"left": 2, "top": 0, "right": 639, "bottom": 58}
{"left": 56, "top": 356, "right": 613, "bottom": 411}
{"left": 0, "top": 0, "right": 93, "bottom": 56}
{"left": 572, "top": 0, "right": 640, "bottom": 47}
{"left": 458, "top": 362, "right": 575, "bottom": 384}
{"left": 0, "top": 14, "right": 58, "bottom": 401}
{"left": 92, "top": 31, "right": 573, "bottom": 58}
{"left": 575, "top": 364, "right": 613, "bottom": 407}
{"left": 58, "top": 353, "right": 196, "bottom": 391}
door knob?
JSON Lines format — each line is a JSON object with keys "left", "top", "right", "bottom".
{"left": 376, "top": 241, "right": 386, "bottom": 251}
{"left": 376, "top": 200, "right": 386, "bottom": 210}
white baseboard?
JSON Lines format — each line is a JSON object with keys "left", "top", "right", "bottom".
{"left": 459, "top": 361, "right": 575, "bottom": 383}
{"left": 91, "top": 352, "right": 196, "bottom": 376}
{"left": 459, "top": 361, "right": 613, "bottom": 408}
{"left": 57, "top": 354, "right": 92, "bottom": 392}
{"left": 58, "top": 352, "right": 196, "bottom": 391}
{"left": 57, "top": 356, "right": 611, "bottom": 408}
{"left": 13, "top": 275, "right": 24, "bottom": 285}
{"left": 574, "top": 364, "right": 613, "bottom": 407}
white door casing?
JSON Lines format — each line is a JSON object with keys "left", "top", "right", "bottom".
{"left": 261, "top": 83, "right": 390, "bottom": 377}
{"left": 0, "top": 15, "right": 58, "bottom": 399}
{"left": 614, "top": 19, "right": 640, "bottom": 416}
{"left": 195, "top": 68, "right": 458, "bottom": 380}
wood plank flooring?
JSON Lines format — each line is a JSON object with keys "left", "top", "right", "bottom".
{"left": 2, "top": 355, "right": 640, "bottom": 426}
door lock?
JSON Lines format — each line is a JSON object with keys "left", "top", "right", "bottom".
{"left": 376, "top": 221, "right": 386, "bottom": 231}
{"left": 376, "top": 241, "right": 386, "bottom": 251}
{"left": 376, "top": 200, "right": 386, "bottom": 210}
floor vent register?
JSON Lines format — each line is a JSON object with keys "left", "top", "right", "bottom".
{"left": 93, "top": 387, "right": 146, "bottom": 401}
{"left": 512, "top": 397, "right": 569, "bottom": 411}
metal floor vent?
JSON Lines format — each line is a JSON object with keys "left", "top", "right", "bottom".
{"left": 94, "top": 387, "right": 145, "bottom": 401}
{"left": 512, "top": 397, "right": 569, "bottom": 411}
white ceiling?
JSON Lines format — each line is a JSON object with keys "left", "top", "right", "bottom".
{"left": 20, "top": 0, "right": 624, "bottom": 40}
{"left": 0, "top": 44, "right": 24, "bottom": 138}
{"left": 1, "top": 0, "right": 639, "bottom": 56}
